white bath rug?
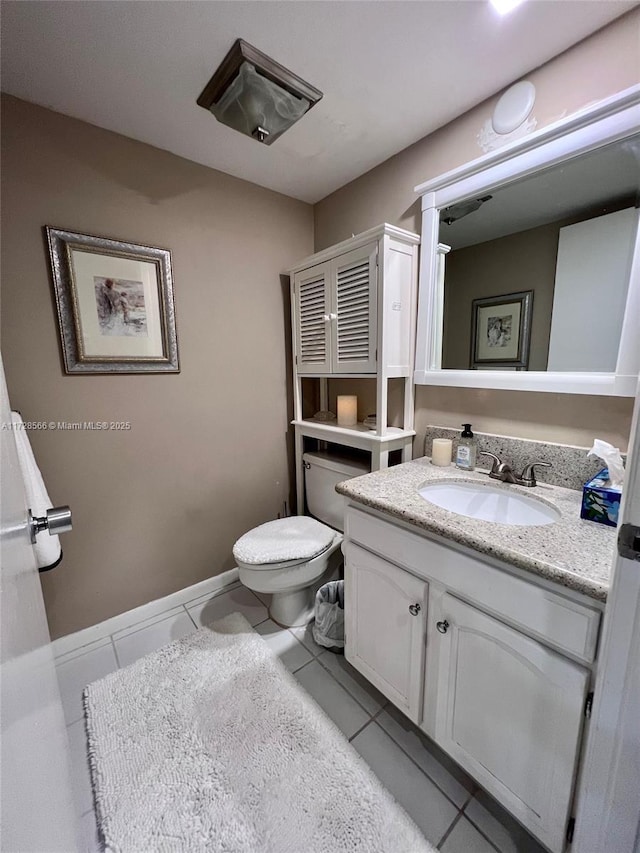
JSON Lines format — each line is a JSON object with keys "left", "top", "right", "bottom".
{"left": 84, "top": 612, "right": 435, "bottom": 853}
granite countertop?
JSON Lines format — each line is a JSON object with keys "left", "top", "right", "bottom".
{"left": 336, "top": 457, "right": 617, "bottom": 602}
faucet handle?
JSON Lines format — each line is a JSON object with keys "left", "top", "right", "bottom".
{"left": 519, "top": 461, "right": 552, "bottom": 487}
{"left": 479, "top": 451, "right": 502, "bottom": 474}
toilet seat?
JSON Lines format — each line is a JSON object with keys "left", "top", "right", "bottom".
{"left": 233, "top": 516, "right": 336, "bottom": 567}
{"left": 235, "top": 551, "right": 327, "bottom": 573}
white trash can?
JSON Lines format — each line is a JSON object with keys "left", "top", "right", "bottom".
{"left": 312, "top": 580, "right": 345, "bottom": 652}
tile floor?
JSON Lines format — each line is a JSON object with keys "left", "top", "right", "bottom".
{"left": 56, "top": 583, "right": 545, "bottom": 853}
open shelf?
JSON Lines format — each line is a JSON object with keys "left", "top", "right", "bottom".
{"left": 293, "top": 419, "right": 415, "bottom": 442}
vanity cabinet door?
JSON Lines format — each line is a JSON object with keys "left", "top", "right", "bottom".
{"left": 344, "top": 542, "right": 426, "bottom": 723}
{"left": 433, "top": 594, "right": 589, "bottom": 853}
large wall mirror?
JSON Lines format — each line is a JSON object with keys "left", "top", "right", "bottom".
{"left": 414, "top": 87, "right": 640, "bottom": 396}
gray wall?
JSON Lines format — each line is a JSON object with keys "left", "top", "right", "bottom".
{"left": 1, "top": 95, "right": 313, "bottom": 638}
{"left": 314, "top": 11, "right": 638, "bottom": 450}
{"left": 443, "top": 223, "right": 559, "bottom": 371}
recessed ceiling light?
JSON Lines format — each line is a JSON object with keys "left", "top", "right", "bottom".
{"left": 490, "top": 0, "right": 527, "bottom": 14}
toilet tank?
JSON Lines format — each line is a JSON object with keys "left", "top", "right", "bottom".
{"left": 303, "top": 451, "right": 369, "bottom": 532}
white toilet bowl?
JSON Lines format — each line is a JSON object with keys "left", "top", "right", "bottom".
{"left": 236, "top": 536, "right": 343, "bottom": 627}
{"left": 233, "top": 451, "right": 369, "bottom": 628}
{"left": 234, "top": 516, "right": 343, "bottom": 627}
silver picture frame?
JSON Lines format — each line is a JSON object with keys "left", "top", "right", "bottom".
{"left": 470, "top": 290, "right": 533, "bottom": 370}
{"left": 46, "top": 226, "right": 180, "bottom": 374}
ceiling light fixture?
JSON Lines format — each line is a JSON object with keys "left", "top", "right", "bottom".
{"left": 197, "top": 39, "right": 323, "bottom": 145}
{"left": 489, "top": 0, "right": 527, "bottom": 14}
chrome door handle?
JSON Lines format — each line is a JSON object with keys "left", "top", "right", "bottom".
{"left": 28, "top": 506, "right": 72, "bottom": 544}
{"left": 436, "top": 619, "right": 449, "bottom": 634}
{"left": 409, "top": 603, "right": 421, "bottom": 616}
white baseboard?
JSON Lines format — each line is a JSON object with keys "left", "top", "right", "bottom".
{"left": 51, "top": 568, "right": 240, "bottom": 659}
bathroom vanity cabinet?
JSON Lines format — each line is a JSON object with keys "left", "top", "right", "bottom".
{"left": 288, "top": 224, "right": 420, "bottom": 513}
{"left": 343, "top": 504, "right": 602, "bottom": 853}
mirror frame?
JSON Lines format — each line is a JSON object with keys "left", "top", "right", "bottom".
{"left": 414, "top": 85, "right": 640, "bottom": 396}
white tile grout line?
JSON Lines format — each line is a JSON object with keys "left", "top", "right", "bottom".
{"left": 314, "top": 654, "right": 384, "bottom": 717}
{"left": 110, "top": 636, "right": 121, "bottom": 669}
{"left": 435, "top": 790, "right": 504, "bottom": 852}
{"left": 183, "top": 604, "right": 198, "bottom": 629}
{"left": 54, "top": 636, "right": 114, "bottom": 667}
{"left": 52, "top": 570, "right": 241, "bottom": 660}
{"left": 355, "top": 715, "right": 474, "bottom": 817}
{"left": 110, "top": 608, "right": 194, "bottom": 644}
{"left": 347, "top": 705, "right": 386, "bottom": 743}
{"left": 55, "top": 584, "right": 245, "bottom": 667}
{"left": 461, "top": 803, "right": 517, "bottom": 853}
{"left": 184, "top": 582, "right": 244, "bottom": 611}
{"left": 435, "top": 810, "right": 465, "bottom": 850}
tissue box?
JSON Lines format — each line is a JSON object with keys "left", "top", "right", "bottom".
{"left": 581, "top": 468, "right": 621, "bottom": 527}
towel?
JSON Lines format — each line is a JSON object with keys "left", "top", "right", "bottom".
{"left": 11, "top": 412, "right": 62, "bottom": 570}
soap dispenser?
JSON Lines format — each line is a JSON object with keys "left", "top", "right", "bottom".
{"left": 456, "top": 424, "right": 477, "bottom": 471}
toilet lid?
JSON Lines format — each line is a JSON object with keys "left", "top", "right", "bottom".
{"left": 233, "top": 517, "right": 336, "bottom": 566}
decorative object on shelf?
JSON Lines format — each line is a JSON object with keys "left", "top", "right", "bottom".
{"left": 336, "top": 395, "right": 358, "bottom": 426}
{"left": 197, "top": 39, "right": 322, "bottom": 145}
{"left": 312, "top": 410, "right": 336, "bottom": 422}
{"left": 470, "top": 291, "right": 533, "bottom": 370}
{"left": 363, "top": 414, "right": 377, "bottom": 430}
{"left": 431, "top": 438, "right": 453, "bottom": 467}
{"left": 45, "top": 227, "right": 179, "bottom": 374}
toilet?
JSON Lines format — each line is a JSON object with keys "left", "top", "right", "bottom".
{"left": 234, "top": 451, "right": 368, "bottom": 627}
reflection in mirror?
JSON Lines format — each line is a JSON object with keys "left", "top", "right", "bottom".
{"left": 439, "top": 134, "right": 640, "bottom": 372}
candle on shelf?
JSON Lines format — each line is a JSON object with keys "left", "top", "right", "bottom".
{"left": 337, "top": 395, "right": 358, "bottom": 426}
{"left": 431, "top": 438, "right": 453, "bottom": 467}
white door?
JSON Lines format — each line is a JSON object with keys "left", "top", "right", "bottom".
{"left": 344, "top": 543, "right": 427, "bottom": 722}
{"left": 293, "top": 262, "right": 332, "bottom": 375}
{"left": 0, "top": 356, "right": 78, "bottom": 851}
{"left": 332, "top": 244, "right": 378, "bottom": 374}
{"left": 433, "top": 594, "right": 588, "bottom": 853}
{"left": 573, "top": 379, "right": 640, "bottom": 853}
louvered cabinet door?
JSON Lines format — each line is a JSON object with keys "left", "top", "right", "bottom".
{"left": 293, "top": 263, "right": 332, "bottom": 374}
{"left": 332, "top": 244, "right": 378, "bottom": 374}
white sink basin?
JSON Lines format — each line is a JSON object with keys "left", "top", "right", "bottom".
{"left": 418, "top": 481, "right": 560, "bottom": 526}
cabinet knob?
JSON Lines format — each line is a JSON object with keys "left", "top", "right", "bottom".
{"left": 409, "top": 603, "right": 421, "bottom": 616}
{"left": 436, "top": 619, "right": 449, "bottom": 634}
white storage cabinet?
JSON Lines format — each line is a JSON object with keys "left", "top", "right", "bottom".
{"left": 288, "top": 224, "right": 420, "bottom": 512}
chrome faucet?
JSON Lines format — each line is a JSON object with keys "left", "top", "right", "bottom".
{"left": 479, "top": 451, "right": 551, "bottom": 488}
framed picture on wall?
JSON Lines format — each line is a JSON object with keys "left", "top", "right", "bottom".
{"left": 45, "top": 226, "right": 179, "bottom": 374}
{"left": 470, "top": 290, "right": 533, "bottom": 370}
